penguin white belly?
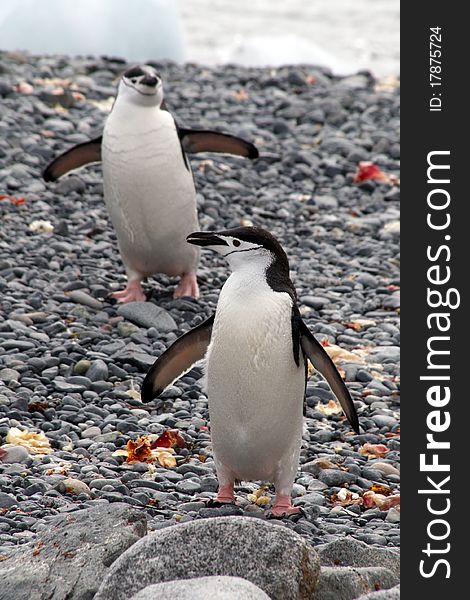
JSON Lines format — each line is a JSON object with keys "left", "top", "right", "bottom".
{"left": 206, "top": 281, "right": 305, "bottom": 485}
{"left": 102, "top": 109, "right": 199, "bottom": 278}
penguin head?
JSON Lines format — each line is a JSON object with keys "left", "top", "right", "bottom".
{"left": 119, "top": 65, "right": 163, "bottom": 107}
{"left": 187, "top": 226, "right": 290, "bottom": 275}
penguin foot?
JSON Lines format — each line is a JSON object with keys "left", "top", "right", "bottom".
{"left": 266, "top": 494, "right": 303, "bottom": 519}
{"left": 211, "top": 484, "right": 236, "bottom": 505}
{"left": 206, "top": 499, "right": 236, "bottom": 508}
{"left": 112, "top": 281, "right": 146, "bottom": 303}
{"left": 174, "top": 273, "right": 199, "bottom": 299}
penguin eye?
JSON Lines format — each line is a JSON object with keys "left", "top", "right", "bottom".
{"left": 233, "top": 240, "right": 241, "bottom": 247}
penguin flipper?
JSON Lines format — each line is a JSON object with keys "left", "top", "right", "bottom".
{"left": 141, "top": 314, "right": 215, "bottom": 403}
{"left": 178, "top": 129, "right": 259, "bottom": 159}
{"left": 43, "top": 136, "right": 102, "bottom": 181}
{"left": 299, "top": 319, "right": 360, "bottom": 433}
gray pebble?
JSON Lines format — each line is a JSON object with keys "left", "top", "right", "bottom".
{"left": 0, "top": 492, "right": 18, "bottom": 508}
{"left": 86, "top": 360, "right": 109, "bottom": 382}
{"left": 117, "top": 302, "right": 177, "bottom": 332}
{"left": 318, "top": 470, "right": 357, "bottom": 487}
{"left": 0, "top": 368, "right": 20, "bottom": 383}
{"left": 371, "top": 415, "right": 397, "bottom": 429}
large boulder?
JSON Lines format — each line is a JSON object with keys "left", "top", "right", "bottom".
{"left": 317, "top": 537, "right": 400, "bottom": 576}
{"left": 0, "top": 502, "right": 147, "bottom": 600}
{"left": 95, "top": 516, "right": 320, "bottom": 600}
{"left": 312, "top": 566, "right": 399, "bottom": 600}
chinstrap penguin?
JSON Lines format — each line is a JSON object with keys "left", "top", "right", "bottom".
{"left": 141, "top": 226, "right": 360, "bottom": 517}
{"left": 43, "top": 65, "right": 258, "bottom": 302}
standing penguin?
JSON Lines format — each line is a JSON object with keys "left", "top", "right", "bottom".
{"left": 141, "top": 226, "right": 359, "bottom": 517}
{"left": 43, "top": 65, "right": 258, "bottom": 302}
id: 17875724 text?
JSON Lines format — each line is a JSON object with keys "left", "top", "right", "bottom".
{"left": 429, "top": 26, "right": 442, "bottom": 112}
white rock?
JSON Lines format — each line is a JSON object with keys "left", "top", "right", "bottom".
{"left": 129, "top": 576, "right": 270, "bottom": 600}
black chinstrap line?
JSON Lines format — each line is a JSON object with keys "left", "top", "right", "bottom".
{"left": 223, "top": 245, "right": 264, "bottom": 258}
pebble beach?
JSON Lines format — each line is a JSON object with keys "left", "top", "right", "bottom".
{"left": 0, "top": 52, "right": 400, "bottom": 599}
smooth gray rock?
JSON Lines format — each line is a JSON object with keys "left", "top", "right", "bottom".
{"left": 129, "top": 576, "right": 271, "bottom": 600}
{"left": 356, "top": 585, "right": 400, "bottom": 599}
{"left": 385, "top": 508, "right": 400, "bottom": 524}
{"left": 81, "top": 425, "right": 102, "bottom": 438}
{"left": 86, "top": 359, "right": 109, "bottom": 382}
{"left": 371, "top": 415, "right": 397, "bottom": 428}
{"left": 367, "top": 346, "right": 400, "bottom": 363}
{"left": 65, "top": 289, "right": 103, "bottom": 309}
{"left": 0, "top": 445, "right": 30, "bottom": 464}
{"left": 317, "top": 538, "right": 400, "bottom": 576}
{"left": 314, "top": 195, "right": 339, "bottom": 209}
{"left": 301, "top": 296, "right": 330, "bottom": 309}
{"left": 52, "top": 377, "right": 87, "bottom": 393}
{"left": 95, "top": 516, "right": 320, "bottom": 600}
{"left": 0, "top": 491, "right": 18, "bottom": 508}
{"left": 0, "top": 502, "right": 147, "bottom": 600}
{"left": 312, "top": 566, "right": 398, "bottom": 600}
{"left": 293, "top": 491, "right": 326, "bottom": 506}
{"left": 356, "top": 273, "right": 378, "bottom": 288}
{"left": 0, "top": 368, "right": 20, "bottom": 383}
{"left": 56, "top": 175, "right": 87, "bottom": 195}
{"left": 117, "top": 302, "right": 177, "bottom": 332}
{"left": 301, "top": 458, "right": 338, "bottom": 477}
{"left": 318, "top": 470, "right": 357, "bottom": 487}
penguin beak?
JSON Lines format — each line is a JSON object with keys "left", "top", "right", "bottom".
{"left": 186, "top": 231, "right": 229, "bottom": 247}
{"left": 141, "top": 75, "right": 159, "bottom": 87}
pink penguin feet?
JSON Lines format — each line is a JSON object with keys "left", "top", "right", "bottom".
{"left": 207, "top": 483, "right": 236, "bottom": 507}
{"left": 174, "top": 272, "right": 199, "bottom": 299}
{"left": 111, "top": 272, "right": 199, "bottom": 302}
{"left": 266, "top": 493, "right": 303, "bottom": 518}
{"left": 112, "top": 280, "right": 146, "bottom": 303}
